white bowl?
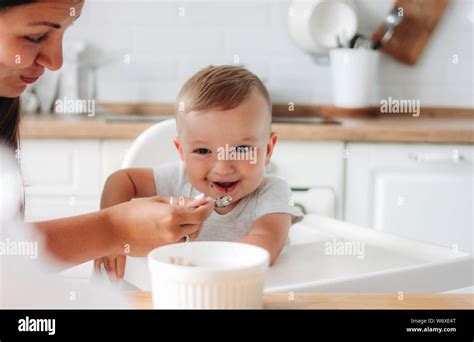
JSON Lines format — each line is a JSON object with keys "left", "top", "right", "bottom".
{"left": 148, "top": 242, "right": 270, "bottom": 309}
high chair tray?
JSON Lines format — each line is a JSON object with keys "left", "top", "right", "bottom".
{"left": 266, "top": 214, "right": 472, "bottom": 293}
{"left": 122, "top": 214, "right": 472, "bottom": 293}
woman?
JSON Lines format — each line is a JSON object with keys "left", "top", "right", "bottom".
{"left": 0, "top": 0, "right": 213, "bottom": 267}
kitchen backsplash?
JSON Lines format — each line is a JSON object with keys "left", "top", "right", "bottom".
{"left": 64, "top": 0, "right": 473, "bottom": 106}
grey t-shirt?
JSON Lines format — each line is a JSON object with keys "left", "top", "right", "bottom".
{"left": 153, "top": 162, "right": 304, "bottom": 241}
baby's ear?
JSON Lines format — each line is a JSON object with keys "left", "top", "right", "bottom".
{"left": 173, "top": 137, "right": 186, "bottom": 164}
{"left": 265, "top": 132, "right": 278, "bottom": 165}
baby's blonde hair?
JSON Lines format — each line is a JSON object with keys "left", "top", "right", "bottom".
{"left": 176, "top": 65, "right": 272, "bottom": 131}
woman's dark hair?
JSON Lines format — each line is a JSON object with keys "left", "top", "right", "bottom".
{"left": 0, "top": 1, "right": 36, "bottom": 151}
{"left": 0, "top": 1, "right": 36, "bottom": 216}
{"left": 0, "top": 1, "right": 36, "bottom": 9}
{"left": 0, "top": 97, "right": 21, "bottom": 150}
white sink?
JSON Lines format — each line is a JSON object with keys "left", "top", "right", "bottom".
{"left": 267, "top": 214, "right": 473, "bottom": 293}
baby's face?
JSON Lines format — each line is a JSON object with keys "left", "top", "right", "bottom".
{"left": 174, "top": 91, "right": 276, "bottom": 213}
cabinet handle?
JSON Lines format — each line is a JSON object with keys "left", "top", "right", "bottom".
{"left": 408, "top": 152, "right": 465, "bottom": 163}
{"left": 293, "top": 202, "right": 307, "bottom": 215}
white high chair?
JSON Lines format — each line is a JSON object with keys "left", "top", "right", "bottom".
{"left": 122, "top": 118, "right": 180, "bottom": 169}
{"left": 118, "top": 119, "right": 473, "bottom": 294}
{"left": 120, "top": 119, "right": 181, "bottom": 289}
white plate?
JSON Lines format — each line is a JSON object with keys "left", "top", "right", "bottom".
{"left": 288, "top": 0, "right": 358, "bottom": 54}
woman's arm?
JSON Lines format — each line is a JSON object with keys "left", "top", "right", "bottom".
{"left": 35, "top": 195, "right": 214, "bottom": 267}
{"left": 34, "top": 209, "right": 119, "bottom": 266}
{"left": 34, "top": 168, "right": 157, "bottom": 266}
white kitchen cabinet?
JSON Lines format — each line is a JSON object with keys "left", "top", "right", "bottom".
{"left": 269, "top": 141, "right": 345, "bottom": 218}
{"left": 25, "top": 196, "right": 100, "bottom": 222}
{"left": 344, "top": 143, "right": 473, "bottom": 253}
{"left": 21, "top": 139, "right": 135, "bottom": 222}
{"left": 101, "top": 140, "right": 133, "bottom": 189}
{"left": 21, "top": 139, "right": 102, "bottom": 221}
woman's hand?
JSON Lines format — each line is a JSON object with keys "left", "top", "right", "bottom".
{"left": 105, "top": 195, "right": 213, "bottom": 257}
{"left": 94, "top": 229, "right": 201, "bottom": 282}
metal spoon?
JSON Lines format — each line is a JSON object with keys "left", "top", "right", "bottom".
{"left": 213, "top": 195, "right": 233, "bottom": 208}
{"left": 194, "top": 193, "right": 233, "bottom": 209}
{"left": 372, "top": 7, "right": 403, "bottom": 50}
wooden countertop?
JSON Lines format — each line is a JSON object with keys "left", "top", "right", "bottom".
{"left": 128, "top": 291, "right": 474, "bottom": 309}
{"left": 20, "top": 115, "right": 474, "bottom": 144}
{"left": 20, "top": 114, "right": 474, "bottom": 144}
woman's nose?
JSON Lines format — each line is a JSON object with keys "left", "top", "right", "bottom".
{"left": 35, "top": 39, "right": 64, "bottom": 71}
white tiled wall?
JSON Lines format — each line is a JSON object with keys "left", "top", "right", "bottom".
{"left": 65, "top": 0, "right": 473, "bottom": 106}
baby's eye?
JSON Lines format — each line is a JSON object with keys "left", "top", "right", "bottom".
{"left": 235, "top": 145, "right": 253, "bottom": 153}
{"left": 193, "top": 148, "right": 211, "bottom": 155}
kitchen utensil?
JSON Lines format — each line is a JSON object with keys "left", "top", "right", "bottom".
{"left": 194, "top": 193, "right": 233, "bottom": 208}
{"left": 371, "top": 0, "right": 449, "bottom": 65}
{"left": 214, "top": 195, "right": 232, "bottom": 208}
{"left": 372, "top": 7, "right": 403, "bottom": 50}
{"left": 288, "top": 0, "right": 358, "bottom": 55}
{"left": 330, "top": 48, "right": 380, "bottom": 108}
{"left": 349, "top": 33, "right": 375, "bottom": 49}
{"left": 34, "top": 70, "right": 60, "bottom": 113}
{"left": 148, "top": 241, "right": 270, "bottom": 309}
{"left": 20, "top": 87, "right": 40, "bottom": 113}
{"left": 57, "top": 41, "right": 85, "bottom": 104}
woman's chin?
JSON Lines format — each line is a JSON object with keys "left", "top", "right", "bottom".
{"left": 0, "top": 84, "right": 26, "bottom": 98}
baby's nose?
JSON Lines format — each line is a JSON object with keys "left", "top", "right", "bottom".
{"left": 212, "top": 159, "right": 235, "bottom": 175}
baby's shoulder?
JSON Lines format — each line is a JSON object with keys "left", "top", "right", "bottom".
{"left": 259, "top": 175, "right": 290, "bottom": 189}
{"left": 255, "top": 176, "right": 292, "bottom": 198}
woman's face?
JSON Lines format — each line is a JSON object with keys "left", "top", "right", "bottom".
{"left": 0, "top": 1, "right": 84, "bottom": 97}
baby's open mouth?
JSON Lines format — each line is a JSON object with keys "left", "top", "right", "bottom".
{"left": 211, "top": 180, "right": 239, "bottom": 194}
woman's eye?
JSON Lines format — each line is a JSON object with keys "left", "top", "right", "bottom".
{"left": 235, "top": 145, "right": 253, "bottom": 153}
{"left": 24, "top": 34, "right": 48, "bottom": 44}
{"left": 193, "top": 148, "right": 211, "bottom": 155}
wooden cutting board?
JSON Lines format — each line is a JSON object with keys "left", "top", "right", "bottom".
{"left": 372, "top": 0, "right": 449, "bottom": 65}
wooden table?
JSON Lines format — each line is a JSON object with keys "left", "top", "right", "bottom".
{"left": 128, "top": 291, "right": 474, "bottom": 309}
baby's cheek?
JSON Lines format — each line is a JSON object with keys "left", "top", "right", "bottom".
{"left": 243, "top": 162, "right": 265, "bottom": 189}
{"left": 186, "top": 161, "right": 206, "bottom": 183}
